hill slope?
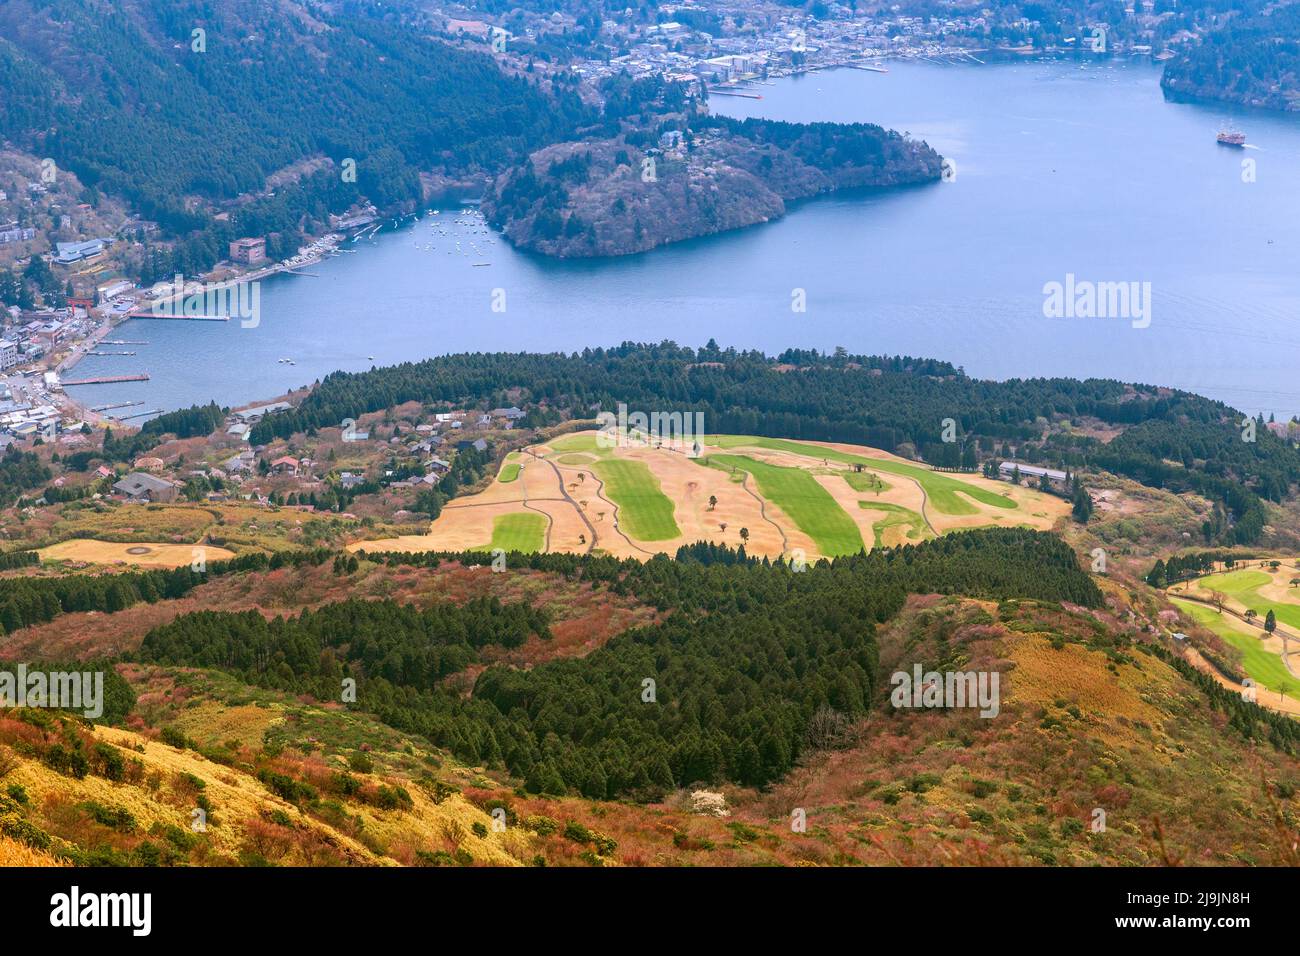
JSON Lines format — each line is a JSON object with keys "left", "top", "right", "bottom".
{"left": 0, "top": 0, "right": 587, "bottom": 272}
{"left": 1, "top": 560, "right": 1296, "bottom": 867}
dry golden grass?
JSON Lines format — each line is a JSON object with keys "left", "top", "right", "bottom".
{"left": 0, "top": 833, "right": 66, "bottom": 866}
{"left": 1003, "top": 632, "right": 1167, "bottom": 731}
{"left": 2, "top": 717, "right": 533, "bottom": 867}
{"left": 38, "top": 540, "right": 236, "bottom": 568}
{"left": 51, "top": 504, "right": 216, "bottom": 544}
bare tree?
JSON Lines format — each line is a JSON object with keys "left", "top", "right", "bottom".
{"left": 0, "top": 745, "right": 18, "bottom": 780}
{"left": 805, "top": 706, "right": 860, "bottom": 751}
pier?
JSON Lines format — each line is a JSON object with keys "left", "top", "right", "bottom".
{"left": 113, "top": 408, "right": 165, "bottom": 420}
{"left": 101, "top": 340, "right": 148, "bottom": 345}
{"left": 127, "top": 312, "right": 228, "bottom": 321}
{"left": 61, "top": 374, "right": 150, "bottom": 386}
{"left": 90, "top": 401, "right": 142, "bottom": 412}
{"left": 87, "top": 351, "right": 137, "bottom": 356}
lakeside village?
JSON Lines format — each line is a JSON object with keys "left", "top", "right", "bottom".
{"left": 436, "top": 0, "right": 1207, "bottom": 95}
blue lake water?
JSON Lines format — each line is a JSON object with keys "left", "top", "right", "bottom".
{"left": 70, "top": 58, "right": 1300, "bottom": 419}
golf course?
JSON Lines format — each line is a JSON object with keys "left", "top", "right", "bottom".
{"left": 353, "top": 429, "right": 1067, "bottom": 561}
{"left": 1171, "top": 560, "right": 1300, "bottom": 696}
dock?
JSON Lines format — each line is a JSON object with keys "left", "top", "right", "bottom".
{"left": 87, "top": 350, "right": 137, "bottom": 356}
{"left": 113, "top": 408, "right": 164, "bottom": 420}
{"left": 90, "top": 401, "right": 142, "bottom": 412}
{"left": 61, "top": 374, "right": 150, "bottom": 386}
{"left": 707, "top": 88, "right": 762, "bottom": 99}
{"left": 101, "top": 340, "right": 148, "bottom": 345}
{"left": 127, "top": 312, "right": 228, "bottom": 321}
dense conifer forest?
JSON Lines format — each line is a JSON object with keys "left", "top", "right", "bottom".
{"left": 136, "top": 528, "right": 1102, "bottom": 797}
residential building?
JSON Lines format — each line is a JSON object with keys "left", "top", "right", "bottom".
{"left": 231, "top": 401, "right": 291, "bottom": 423}
{"left": 229, "top": 237, "right": 267, "bottom": 264}
{"left": 113, "top": 472, "right": 179, "bottom": 503}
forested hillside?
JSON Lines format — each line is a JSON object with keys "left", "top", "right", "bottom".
{"left": 0, "top": 0, "right": 589, "bottom": 276}
{"left": 1161, "top": 4, "right": 1300, "bottom": 111}
{"left": 248, "top": 343, "right": 1300, "bottom": 546}
{"left": 136, "top": 529, "right": 1102, "bottom": 798}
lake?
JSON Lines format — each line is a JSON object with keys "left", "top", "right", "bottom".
{"left": 69, "top": 58, "right": 1300, "bottom": 420}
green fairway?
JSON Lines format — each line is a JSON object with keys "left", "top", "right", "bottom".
{"left": 707, "top": 435, "right": 1016, "bottom": 515}
{"left": 1173, "top": 598, "right": 1296, "bottom": 695}
{"left": 1198, "top": 569, "right": 1272, "bottom": 593}
{"left": 498, "top": 462, "right": 521, "bottom": 483}
{"left": 557, "top": 454, "right": 595, "bottom": 465}
{"left": 548, "top": 432, "right": 604, "bottom": 454}
{"left": 708, "top": 453, "right": 864, "bottom": 556}
{"left": 1196, "top": 569, "right": 1300, "bottom": 631}
{"left": 592, "top": 459, "right": 681, "bottom": 541}
{"left": 486, "top": 512, "right": 547, "bottom": 553}
{"left": 842, "top": 470, "right": 890, "bottom": 494}
{"left": 859, "top": 501, "right": 932, "bottom": 548}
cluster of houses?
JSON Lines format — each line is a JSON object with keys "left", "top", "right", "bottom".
{"left": 491, "top": 1, "right": 1193, "bottom": 95}
{"left": 97, "top": 402, "right": 529, "bottom": 509}
{"left": 0, "top": 393, "right": 66, "bottom": 444}
{"left": 0, "top": 222, "right": 37, "bottom": 246}
{"left": 0, "top": 304, "right": 96, "bottom": 369}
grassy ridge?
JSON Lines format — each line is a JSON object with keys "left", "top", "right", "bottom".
{"left": 708, "top": 453, "right": 864, "bottom": 556}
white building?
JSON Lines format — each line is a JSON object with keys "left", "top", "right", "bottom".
{"left": 998, "top": 461, "right": 1067, "bottom": 489}
{"left": 0, "top": 340, "right": 17, "bottom": 371}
